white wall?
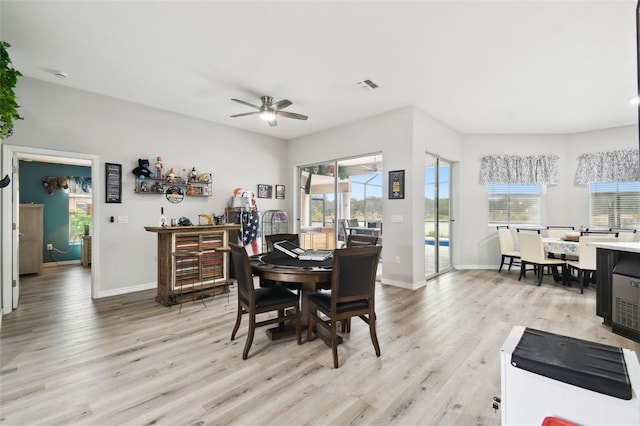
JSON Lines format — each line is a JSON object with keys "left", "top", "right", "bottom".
{"left": 288, "top": 106, "right": 463, "bottom": 288}
{"left": 5, "top": 77, "right": 289, "bottom": 298}
{"left": 457, "top": 125, "right": 638, "bottom": 269}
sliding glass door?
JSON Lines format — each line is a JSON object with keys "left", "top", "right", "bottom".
{"left": 298, "top": 153, "right": 383, "bottom": 250}
{"left": 425, "top": 153, "right": 452, "bottom": 278}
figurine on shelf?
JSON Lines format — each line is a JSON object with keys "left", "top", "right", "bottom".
{"left": 155, "top": 156, "right": 163, "bottom": 178}
{"left": 166, "top": 167, "right": 176, "bottom": 184}
{"left": 186, "top": 184, "right": 197, "bottom": 196}
{"left": 189, "top": 167, "right": 197, "bottom": 182}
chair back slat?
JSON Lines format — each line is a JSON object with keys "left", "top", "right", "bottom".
{"left": 332, "top": 246, "right": 381, "bottom": 302}
{"left": 578, "top": 236, "right": 617, "bottom": 270}
{"left": 230, "top": 244, "right": 254, "bottom": 302}
{"left": 517, "top": 232, "right": 546, "bottom": 263}
{"left": 497, "top": 228, "right": 515, "bottom": 253}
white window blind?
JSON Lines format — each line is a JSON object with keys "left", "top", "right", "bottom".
{"left": 589, "top": 181, "right": 640, "bottom": 228}
{"left": 488, "top": 183, "right": 543, "bottom": 226}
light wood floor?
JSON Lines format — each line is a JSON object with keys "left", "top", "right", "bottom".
{"left": 2, "top": 266, "right": 639, "bottom": 425}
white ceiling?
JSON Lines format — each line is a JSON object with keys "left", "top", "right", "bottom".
{"left": 1, "top": 0, "right": 638, "bottom": 140}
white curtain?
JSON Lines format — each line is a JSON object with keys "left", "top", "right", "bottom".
{"left": 574, "top": 149, "right": 640, "bottom": 184}
{"left": 479, "top": 155, "right": 558, "bottom": 184}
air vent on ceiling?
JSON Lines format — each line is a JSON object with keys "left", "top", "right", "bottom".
{"left": 355, "top": 79, "right": 379, "bottom": 90}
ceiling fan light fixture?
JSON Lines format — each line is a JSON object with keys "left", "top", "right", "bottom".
{"left": 260, "top": 110, "right": 276, "bottom": 121}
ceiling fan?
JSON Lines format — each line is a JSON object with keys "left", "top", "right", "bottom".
{"left": 230, "top": 96, "right": 308, "bottom": 127}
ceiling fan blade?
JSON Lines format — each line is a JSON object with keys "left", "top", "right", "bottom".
{"left": 276, "top": 110, "right": 308, "bottom": 120}
{"left": 230, "top": 111, "right": 261, "bottom": 118}
{"left": 231, "top": 98, "right": 261, "bottom": 110}
{"left": 271, "top": 99, "right": 292, "bottom": 110}
{"left": 268, "top": 118, "right": 278, "bottom": 127}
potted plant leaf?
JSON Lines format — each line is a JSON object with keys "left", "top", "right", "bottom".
{"left": 0, "top": 41, "right": 23, "bottom": 139}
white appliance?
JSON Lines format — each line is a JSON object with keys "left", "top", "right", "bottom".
{"left": 500, "top": 325, "right": 640, "bottom": 426}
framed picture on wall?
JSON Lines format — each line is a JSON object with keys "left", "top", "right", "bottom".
{"left": 257, "top": 184, "right": 273, "bottom": 198}
{"left": 275, "top": 184, "right": 285, "bottom": 199}
{"left": 105, "top": 163, "right": 122, "bottom": 203}
{"left": 388, "top": 169, "right": 405, "bottom": 199}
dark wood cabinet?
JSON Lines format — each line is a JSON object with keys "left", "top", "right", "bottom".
{"left": 145, "top": 225, "right": 240, "bottom": 306}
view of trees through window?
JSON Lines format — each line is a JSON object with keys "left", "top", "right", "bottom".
{"left": 69, "top": 194, "right": 92, "bottom": 244}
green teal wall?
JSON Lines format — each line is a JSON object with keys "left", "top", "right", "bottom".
{"left": 19, "top": 161, "right": 91, "bottom": 262}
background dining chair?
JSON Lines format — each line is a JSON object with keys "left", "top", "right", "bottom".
{"left": 545, "top": 225, "right": 575, "bottom": 238}
{"left": 497, "top": 227, "right": 520, "bottom": 272}
{"left": 264, "top": 233, "right": 300, "bottom": 252}
{"left": 566, "top": 236, "right": 617, "bottom": 294}
{"left": 581, "top": 229, "right": 619, "bottom": 237}
{"left": 516, "top": 228, "right": 541, "bottom": 234}
{"left": 346, "top": 234, "right": 378, "bottom": 247}
{"left": 307, "top": 245, "right": 382, "bottom": 368}
{"left": 609, "top": 228, "right": 637, "bottom": 242}
{"left": 229, "top": 244, "right": 301, "bottom": 360}
{"left": 517, "top": 232, "right": 566, "bottom": 286}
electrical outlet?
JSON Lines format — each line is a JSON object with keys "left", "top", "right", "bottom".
{"left": 47, "top": 243, "right": 53, "bottom": 251}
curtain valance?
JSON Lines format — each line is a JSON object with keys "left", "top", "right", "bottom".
{"left": 574, "top": 149, "right": 639, "bottom": 184}
{"left": 479, "top": 155, "right": 558, "bottom": 185}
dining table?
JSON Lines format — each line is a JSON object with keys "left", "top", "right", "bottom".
{"left": 250, "top": 250, "right": 333, "bottom": 337}
{"left": 541, "top": 237, "right": 580, "bottom": 258}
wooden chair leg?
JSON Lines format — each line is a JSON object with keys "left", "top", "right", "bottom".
{"left": 499, "top": 255, "right": 505, "bottom": 272}
{"left": 295, "top": 305, "right": 302, "bottom": 345}
{"left": 331, "top": 318, "right": 339, "bottom": 368}
{"left": 537, "top": 265, "right": 544, "bottom": 285}
{"left": 242, "top": 315, "right": 256, "bottom": 360}
{"left": 368, "top": 313, "right": 381, "bottom": 357}
{"left": 518, "top": 262, "right": 525, "bottom": 281}
{"left": 231, "top": 302, "right": 242, "bottom": 341}
{"left": 307, "top": 306, "right": 316, "bottom": 342}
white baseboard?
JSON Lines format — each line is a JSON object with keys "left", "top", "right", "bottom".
{"left": 95, "top": 282, "right": 156, "bottom": 299}
{"left": 381, "top": 278, "right": 427, "bottom": 290}
{"left": 44, "top": 260, "right": 81, "bottom": 267}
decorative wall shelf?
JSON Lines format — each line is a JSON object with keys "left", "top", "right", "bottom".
{"left": 135, "top": 176, "right": 211, "bottom": 197}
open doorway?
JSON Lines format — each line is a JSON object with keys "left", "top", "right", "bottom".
{"left": 1, "top": 144, "right": 99, "bottom": 315}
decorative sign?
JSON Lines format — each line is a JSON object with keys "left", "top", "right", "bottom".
{"left": 165, "top": 186, "right": 184, "bottom": 203}
{"left": 257, "top": 184, "right": 273, "bottom": 198}
{"left": 105, "top": 163, "right": 122, "bottom": 203}
{"left": 275, "top": 184, "right": 285, "bottom": 200}
{"left": 388, "top": 169, "right": 405, "bottom": 199}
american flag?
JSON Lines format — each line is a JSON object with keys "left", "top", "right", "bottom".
{"left": 240, "top": 211, "right": 260, "bottom": 247}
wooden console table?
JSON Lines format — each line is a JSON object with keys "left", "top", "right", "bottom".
{"left": 145, "top": 224, "right": 240, "bottom": 306}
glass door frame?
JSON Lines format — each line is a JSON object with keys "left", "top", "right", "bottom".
{"left": 424, "top": 152, "right": 453, "bottom": 279}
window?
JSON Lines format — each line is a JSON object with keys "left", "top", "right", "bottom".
{"left": 488, "top": 183, "right": 543, "bottom": 226}
{"left": 69, "top": 193, "right": 92, "bottom": 244}
{"left": 589, "top": 181, "right": 640, "bottom": 228}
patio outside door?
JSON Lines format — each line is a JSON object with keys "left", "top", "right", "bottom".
{"left": 424, "top": 153, "right": 452, "bottom": 278}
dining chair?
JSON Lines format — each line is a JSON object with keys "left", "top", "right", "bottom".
{"left": 609, "top": 228, "right": 637, "bottom": 242}
{"left": 307, "top": 245, "right": 382, "bottom": 368}
{"left": 264, "top": 233, "right": 300, "bottom": 252}
{"left": 497, "top": 227, "right": 520, "bottom": 272}
{"left": 516, "top": 228, "right": 541, "bottom": 234}
{"left": 566, "top": 236, "right": 617, "bottom": 294}
{"left": 581, "top": 229, "right": 619, "bottom": 237}
{"left": 346, "top": 234, "right": 378, "bottom": 247}
{"left": 517, "top": 232, "right": 566, "bottom": 286}
{"left": 545, "top": 225, "right": 575, "bottom": 238}
{"left": 229, "top": 244, "right": 301, "bottom": 360}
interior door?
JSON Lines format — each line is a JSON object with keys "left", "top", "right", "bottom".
{"left": 12, "top": 154, "right": 19, "bottom": 308}
{"left": 424, "top": 153, "right": 452, "bottom": 278}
